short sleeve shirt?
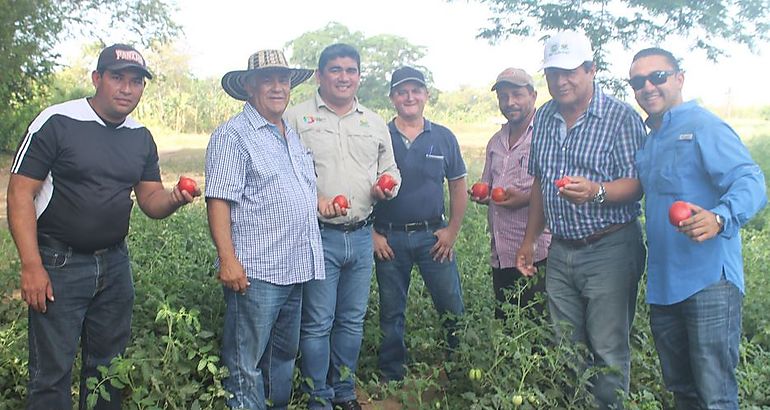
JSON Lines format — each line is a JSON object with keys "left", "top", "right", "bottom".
{"left": 284, "top": 92, "right": 401, "bottom": 223}
{"left": 10, "top": 98, "right": 160, "bottom": 251}
{"left": 373, "top": 119, "right": 466, "bottom": 224}
{"left": 205, "top": 102, "right": 325, "bottom": 285}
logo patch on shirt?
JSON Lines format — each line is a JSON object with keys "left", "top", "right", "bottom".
{"left": 359, "top": 119, "right": 370, "bottom": 128}
{"left": 302, "top": 116, "right": 320, "bottom": 124}
{"left": 678, "top": 133, "right": 693, "bottom": 141}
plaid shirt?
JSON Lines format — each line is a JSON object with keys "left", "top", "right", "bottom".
{"left": 205, "top": 103, "right": 325, "bottom": 285}
{"left": 528, "top": 84, "right": 646, "bottom": 240}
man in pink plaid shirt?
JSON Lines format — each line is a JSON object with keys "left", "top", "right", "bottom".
{"left": 470, "top": 68, "right": 551, "bottom": 320}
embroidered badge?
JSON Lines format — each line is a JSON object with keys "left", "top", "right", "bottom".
{"left": 678, "top": 133, "right": 693, "bottom": 141}
{"left": 359, "top": 119, "right": 370, "bottom": 127}
{"left": 302, "top": 116, "right": 316, "bottom": 124}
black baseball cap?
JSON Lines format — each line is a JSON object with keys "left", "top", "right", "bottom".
{"left": 96, "top": 44, "right": 153, "bottom": 79}
{"left": 390, "top": 66, "right": 426, "bottom": 90}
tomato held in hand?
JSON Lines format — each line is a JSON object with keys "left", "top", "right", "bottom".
{"left": 177, "top": 176, "right": 198, "bottom": 195}
{"left": 491, "top": 187, "right": 506, "bottom": 202}
{"left": 377, "top": 174, "right": 397, "bottom": 191}
{"left": 555, "top": 177, "right": 571, "bottom": 189}
{"left": 668, "top": 201, "right": 692, "bottom": 226}
{"left": 470, "top": 182, "right": 490, "bottom": 199}
{"left": 332, "top": 195, "right": 349, "bottom": 210}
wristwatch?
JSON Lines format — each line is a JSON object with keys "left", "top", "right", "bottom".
{"left": 715, "top": 213, "right": 725, "bottom": 233}
{"left": 592, "top": 183, "right": 606, "bottom": 204}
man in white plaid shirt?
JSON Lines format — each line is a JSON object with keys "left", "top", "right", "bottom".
{"left": 205, "top": 49, "right": 324, "bottom": 410}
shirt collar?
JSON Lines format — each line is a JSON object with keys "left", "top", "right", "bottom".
{"left": 243, "top": 101, "right": 286, "bottom": 132}
{"left": 388, "top": 117, "right": 432, "bottom": 136}
{"left": 646, "top": 100, "right": 697, "bottom": 130}
{"left": 314, "top": 90, "right": 363, "bottom": 114}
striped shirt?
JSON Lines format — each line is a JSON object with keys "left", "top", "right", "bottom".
{"left": 528, "top": 84, "right": 646, "bottom": 240}
{"left": 205, "top": 102, "right": 325, "bottom": 285}
{"left": 482, "top": 118, "right": 551, "bottom": 268}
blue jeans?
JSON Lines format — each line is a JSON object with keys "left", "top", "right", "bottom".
{"left": 222, "top": 279, "right": 303, "bottom": 410}
{"left": 27, "top": 241, "right": 134, "bottom": 410}
{"left": 374, "top": 228, "right": 464, "bottom": 381}
{"left": 300, "top": 225, "right": 374, "bottom": 408}
{"left": 650, "top": 277, "right": 742, "bottom": 410}
{"left": 546, "top": 221, "right": 645, "bottom": 410}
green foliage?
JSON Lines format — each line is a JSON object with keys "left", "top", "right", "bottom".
{"left": 469, "top": 0, "right": 770, "bottom": 95}
{"left": 2, "top": 143, "right": 770, "bottom": 408}
{"left": 0, "top": 0, "right": 180, "bottom": 152}
{"left": 285, "top": 22, "right": 430, "bottom": 112}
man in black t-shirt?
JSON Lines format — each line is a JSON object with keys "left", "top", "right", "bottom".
{"left": 7, "top": 43, "right": 200, "bottom": 409}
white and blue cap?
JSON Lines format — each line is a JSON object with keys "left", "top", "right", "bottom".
{"left": 542, "top": 31, "right": 594, "bottom": 70}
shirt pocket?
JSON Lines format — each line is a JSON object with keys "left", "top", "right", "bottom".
{"left": 653, "top": 139, "right": 696, "bottom": 195}
{"left": 298, "top": 126, "right": 337, "bottom": 162}
{"left": 348, "top": 133, "right": 379, "bottom": 168}
{"left": 423, "top": 154, "right": 446, "bottom": 180}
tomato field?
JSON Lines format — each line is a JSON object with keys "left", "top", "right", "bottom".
{"left": 2, "top": 143, "right": 770, "bottom": 409}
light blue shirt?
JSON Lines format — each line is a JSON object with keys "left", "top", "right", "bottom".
{"left": 205, "top": 102, "right": 325, "bottom": 285}
{"left": 636, "top": 100, "right": 766, "bottom": 305}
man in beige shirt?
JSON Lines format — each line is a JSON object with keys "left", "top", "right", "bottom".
{"left": 284, "top": 43, "right": 400, "bottom": 410}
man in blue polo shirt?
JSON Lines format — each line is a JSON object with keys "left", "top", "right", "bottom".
{"left": 372, "top": 66, "right": 468, "bottom": 382}
{"left": 631, "top": 47, "right": 766, "bottom": 408}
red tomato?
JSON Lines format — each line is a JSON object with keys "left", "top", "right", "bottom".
{"left": 470, "top": 182, "right": 490, "bottom": 199}
{"left": 491, "top": 187, "right": 507, "bottom": 202}
{"left": 555, "top": 177, "right": 571, "bottom": 189}
{"left": 668, "top": 201, "right": 692, "bottom": 226}
{"left": 377, "top": 174, "right": 397, "bottom": 191}
{"left": 332, "top": 195, "right": 349, "bottom": 210}
{"left": 177, "top": 176, "right": 198, "bottom": 195}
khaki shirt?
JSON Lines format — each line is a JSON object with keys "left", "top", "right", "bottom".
{"left": 285, "top": 92, "right": 401, "bottom": 223}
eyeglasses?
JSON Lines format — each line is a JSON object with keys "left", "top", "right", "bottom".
{"left": 628, "top": 71, "right": 677, "bottom": 91}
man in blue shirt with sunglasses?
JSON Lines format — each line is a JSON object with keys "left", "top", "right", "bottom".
{"left": 631, "top": 47, "right": 766, "bottom": 408}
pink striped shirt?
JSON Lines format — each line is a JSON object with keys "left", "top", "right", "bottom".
{"left": 481, "top": 119, "right": 551, "bottom": 269}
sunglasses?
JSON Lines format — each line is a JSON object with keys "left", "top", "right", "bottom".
{"left": 628, "top": 71, "right": 677, "bottom": 91}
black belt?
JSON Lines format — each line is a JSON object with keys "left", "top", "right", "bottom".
{"left": 375, "top": 217, "right": 445, "bottom": 232}
{"left": 37, "top": 233, "right": 123, "bottom": 255}
{"left": 319, "top": 218, "right": 373, "bottom": 233}
{"left": 553, "top": 220, "right": 635, "bottom": 248}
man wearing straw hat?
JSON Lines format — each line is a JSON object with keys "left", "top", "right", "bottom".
{"left": 285, "top": 43, "right": 401, "bottom": 410}
{"left": 206, "top": 49, "right": 324, "bottom": 410}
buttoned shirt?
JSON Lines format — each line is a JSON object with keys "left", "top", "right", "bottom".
{"left": 373, "top": 119, "right": 466, "bottom": 224}
{"left": 205, "top": 102, "right": 325, "bottom": 285}
{"left": 528, "top": 84, "right": 646, "bottom": 240}
{"left": 636, "top": 101, "right": 766, "bottom": 305}
{"left": 482, "top": 118, "right": 551, "bottom": 268}
{"left": 284, "top": 92, "right": 401, "bottom": 224}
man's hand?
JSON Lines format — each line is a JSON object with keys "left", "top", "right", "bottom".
{"left": 515, "top": 241, "right": 537, "bottom": 277}
{"left": 467, "top": 187, "right": 490, "bottom": 205}
{"left": 371, "top": 184, "right": 396, "bottom": 201}
{"left": 170, "top": 183, "right": 201, "bottom": 205}
{"left": 430, "top": 227, "right": 458, "bottom": 263}
{"left": 557, "top": 176, "right": 596, "bottom": 205}
{"left": 373, "top": 231, "right": 395, "bottom": 261}
{"left": 492, "top": 188, "right": 529, "bottom": 209}
{"left": 217, "top": 257, "right": 250, "bottom": 293}
{"left": 318, "top": 196, "right": 348, "bottom": 218}
{"left": 20, "top": 264, "right": 54, "bottom": 313}
{"left": 677, "top": 203, "right": 722, "bottom": 242}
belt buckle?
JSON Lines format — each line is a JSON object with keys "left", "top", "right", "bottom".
{"left": 404, "top": 221, "right": 424, "bottom": 231}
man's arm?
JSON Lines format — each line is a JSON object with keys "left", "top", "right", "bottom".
{"left": 558, "top": 176, "right": 641, "bottom": 205}
{"left": 7, "top": 174, "right": 52, "bottom": 312}
{"left": 206, "top": 198, "right": 249, "bottom": 292}
{"left": 134, "top": 180, "right": 199, "bottom": 219}
{"left": 431, "top": 177, "right": 468, "bottom": 262}
{"left": 515, "top": 178, "right": 547, "bottom": 276}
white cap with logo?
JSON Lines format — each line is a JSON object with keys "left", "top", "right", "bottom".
{"left": 542, "top": 31, "right": 594, "bottom": 70}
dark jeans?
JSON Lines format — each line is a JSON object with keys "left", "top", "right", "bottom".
{"left": 27, "top": 241, "right": 133, "bottom": 410}
{"left": 650, "top": 276, "right": 742, "bottom": 410}
{"left": 492, "top": 259, "right": 547, "bottom": 320}
{"left": 374, "top": 227, "right": 465, "bottom": 381}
